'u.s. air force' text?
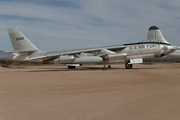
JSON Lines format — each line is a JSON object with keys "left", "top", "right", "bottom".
{"left": 128, "top": 44, "right": 160, "bottom": 50}
{"left": 16, "top": 37, "right": 24, "bottom": 41}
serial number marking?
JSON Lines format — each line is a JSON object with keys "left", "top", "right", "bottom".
{"left": 16, "top": 37, "right": 24, "bottom": 41}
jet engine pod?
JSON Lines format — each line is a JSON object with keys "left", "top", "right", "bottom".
{"left": 43, "top": 55, "right": 75, "bottom": 64}
{"left": 54, "top": 55, "right": 75, "bottom": 63}
{"left": 72, "top": 56, "right": 103, "bottom": 64}
{"left": 108, "top": 53, "right": 127, "bottom": 59}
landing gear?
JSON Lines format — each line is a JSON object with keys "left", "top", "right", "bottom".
{"left": 125, "top": 61, "right": 133, "bottom": 69}
{"left": 108, "top": 65, "right": 111, "bottom": 69}
{"left": 68, "top": 66, "right": 76, "bottom": 69}
{"left": 102, "top": 56, "right": 112, "bottom": 70}
{"left": 102, "top": 67, "right": 107, "bottom": 70}
{"left": 102, "top": 58, "right": 107, "bottom": 70}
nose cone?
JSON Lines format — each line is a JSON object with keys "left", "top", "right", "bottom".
{"left": 162, "top": 45, "right": 178, "bottom": 55}
{"left": 170, "top": 45, "right": 178, "bottom": 53}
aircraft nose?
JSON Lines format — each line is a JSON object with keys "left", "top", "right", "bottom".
{"left": 170, "top": 45, "right": 178, "bottom": 52}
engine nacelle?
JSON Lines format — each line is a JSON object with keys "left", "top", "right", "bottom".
{"left": 72, "top": 56, "right": 103, "bottom": 64}
{"left": 43, "top": 56, "right": 75, "bottom": 64}
{"left": 108, "top": 53, "right": 127, "bottom": 59}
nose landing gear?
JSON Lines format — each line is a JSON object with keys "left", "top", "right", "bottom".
{"left": 108, "top": 65, "right": 111, "bottom": 68}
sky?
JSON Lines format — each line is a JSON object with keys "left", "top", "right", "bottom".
{"left": 0, "top": 0, "right": 180, "bottom": 52}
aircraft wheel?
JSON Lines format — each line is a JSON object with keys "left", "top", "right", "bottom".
{"left": 125, "top": 62, "right": 133, "bottom": 69}
{"left": 108, "top": 65, "right": 111, "bottom": 68}
{"left": 102, "top": 67, "right": 107, "bottom": 70}
{"left": 68, "top": 66, "right": 76, "bottom": 69}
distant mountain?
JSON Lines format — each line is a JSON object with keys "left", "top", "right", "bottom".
{"left": 0, "top": 50, "right": 13, "bottom": 60}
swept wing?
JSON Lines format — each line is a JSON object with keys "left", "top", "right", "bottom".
{"left": 25, "top": 45, "right": 126, "bottom": 61}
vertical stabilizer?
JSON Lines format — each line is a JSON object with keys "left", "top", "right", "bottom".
{"left": 7, "top": 27, "right": 39, "bottom": 51}
{"left": 147, "top": 26, "right": 169, "bottom": 44}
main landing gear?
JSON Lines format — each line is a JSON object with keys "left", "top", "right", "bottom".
{"left": 102, "top": 67, "right": 107, "bottom": 70}
{"left": 125, "top": 61, "right": 133, "bottom": 69}
{"left": 102, "top": 59, "right": 107, "bottom": 70}
{"left": 102, "top": 65, "right": 111, "bottom": 70}
{"left": 108, "top": 65, "right": 111, "bottom": 68}
{"left": 68, "top": 66, "right": 76, "bottom": 69}
{"left": 67, "top": 64, "right": 82, "bottom": 69}
{"left": 67, "top": 61, "right": 132, "bottom": 70}
{"left": 102, "top": 57, "right": 109, "bottom": 70}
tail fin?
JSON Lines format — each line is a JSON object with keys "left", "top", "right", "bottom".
{"left": 147, "top": 26, "right": 169, "bottom": 44}
{"left": 7, "top": 27, "right": 39, "bottom": 52}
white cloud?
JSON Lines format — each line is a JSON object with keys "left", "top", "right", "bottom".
{"left": 0, "top": 0, "right": 180, "bottom": 51}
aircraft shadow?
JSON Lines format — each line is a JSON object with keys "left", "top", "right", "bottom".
{"left": 2, "top": 66, "right": 160, "bottom": 72}
{"left": 28, "top": 67, "right": 118, "bottom": 72}
{"left": 28, "top": 67, "right": 159, "bottom": 72}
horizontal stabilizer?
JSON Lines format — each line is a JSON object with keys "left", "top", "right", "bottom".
{"left": 24, "top": 56, "right": 48, "bottom": 61}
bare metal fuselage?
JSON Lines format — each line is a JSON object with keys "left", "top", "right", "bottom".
{"left": 12, "top": 42, "right": 176, "bottom": 64}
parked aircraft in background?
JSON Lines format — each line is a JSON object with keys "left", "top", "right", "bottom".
{"left": 6, "top": 26, "right": 177, "bottom": 70}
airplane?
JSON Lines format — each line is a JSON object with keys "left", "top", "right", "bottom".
{"left": 5, "top": 26, "right": 177, "bottom": 70}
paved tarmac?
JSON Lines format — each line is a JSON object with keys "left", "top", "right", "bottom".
{"left": 0, "top": 63, "right": 180, "bottom": 120}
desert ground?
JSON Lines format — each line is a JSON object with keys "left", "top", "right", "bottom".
{"left": 0, "top": 63, "right": 180, "bottom": 120}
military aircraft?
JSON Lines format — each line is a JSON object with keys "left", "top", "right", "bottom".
{"left": 6, "top": 26, "right": 177, "bottom": 70}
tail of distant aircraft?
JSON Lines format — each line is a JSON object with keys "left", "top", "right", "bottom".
{"left": 147, "top": 26, "right": 170, "bottom": 44}
{"left": 7, "top": 27, "right": 39, "bottom": 52}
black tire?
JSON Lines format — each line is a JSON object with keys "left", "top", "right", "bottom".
{"left": 102, "top": 67, "right": 107, "bottom": 70}
{"left": 108, "top": 65, "right": 111, "bottom": 69}
{"left": 125, "top": 62, "right": 133, "bottom": 69}
{"left": 68, "top": 66, "right": 76, "bottom": 69}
